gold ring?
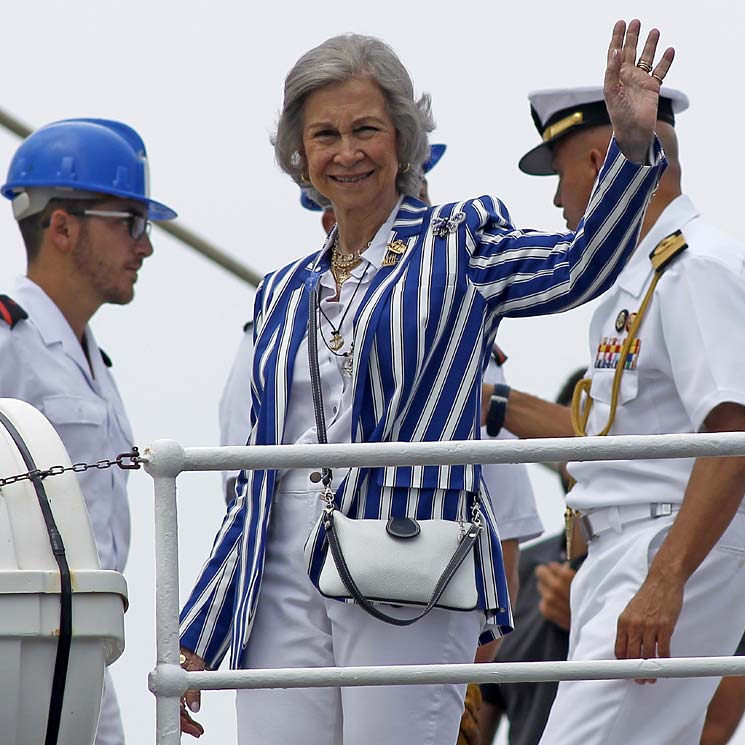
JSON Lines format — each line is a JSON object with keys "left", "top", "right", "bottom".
{"left": 636, "top": 60, "right": 653, "bottom": 73}
{"left": 179, "top": 653, "right": 187, "bottom": 665}
{"left": 651, "top": 73, "right": 664, "bottom": 85}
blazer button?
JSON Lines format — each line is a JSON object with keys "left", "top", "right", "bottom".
{"left": 309, "top": 471, "right": 322, "bottom": 483}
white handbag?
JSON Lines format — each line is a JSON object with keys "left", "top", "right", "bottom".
{"left": 307, "top": 282, "right": 482, "bottom": 626}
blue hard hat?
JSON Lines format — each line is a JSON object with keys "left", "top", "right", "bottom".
{"left": 2, "top": 118, "right": 177, "bottom": 220}
{"left": 299, "top": 143, "right": 447, "bottom": 212}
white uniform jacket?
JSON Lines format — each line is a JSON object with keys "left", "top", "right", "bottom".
{"left": 568, "top": 194, "right": 745, "bottom": 511}
{"left": 181, "top": 139, "right": 665, "bottom": 669}
{"left": 0, "top": 276, "right": 134, "bottom": 573}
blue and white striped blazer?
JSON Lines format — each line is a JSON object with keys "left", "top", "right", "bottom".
{"left": 181, "top": 139, "right": 665, "bottom": 669}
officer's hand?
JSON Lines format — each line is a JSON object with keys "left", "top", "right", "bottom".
{"left": 614, "top": 574, "right": 684, "bottom": 684}
{"left": 180, "top": 647, "right": 206, "bottom": 737}
{"left": 457, "top": 683, "right": 483, "bottom": 745}
{"left": 535, "top": 561, "right": 575, "bottom": 631}
{"left": 603, "top": 19, "right": 675, "bottom": 163}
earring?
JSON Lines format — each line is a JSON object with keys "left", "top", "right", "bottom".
{"left": 301, "top": 171, "right": 309, "bottom": 182}
{"left": 399, "top": 162, "right": 411, "bottom": 174}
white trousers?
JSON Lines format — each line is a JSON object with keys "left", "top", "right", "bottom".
{"left": 539, "top": 512, "right": 745, "bottom": 745}
{"left": 236, "top": 476, "right": 484, "bottom": 745}
{"left": 94, "top": 669, "right": 124, "bottom": 745}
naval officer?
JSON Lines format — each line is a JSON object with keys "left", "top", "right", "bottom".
{"left": 497, "top": 84, "right": 745, "bottom": 744}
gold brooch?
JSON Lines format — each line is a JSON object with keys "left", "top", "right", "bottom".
{"left": 382, "top": 239, "right": 408, "bottom": 267}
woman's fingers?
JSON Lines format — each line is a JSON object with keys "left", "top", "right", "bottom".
{"left": 180, "top": 703, "right": 205, "bottom": 738}
{"left": 652, "top": 48, "right": 676, "bottom": 84}
{"left": 179, "top": 647, "right": 207, "bottom": 734}
{"left": 622, "top": 19, "right": 642, "bottom": 66}
{"left": 184, "top": 687, "right": 201, "bottom": 713}
{"left": 607, "top": 19, "right": 626, "bottom": 65}
{"left": 637, "top": 27, "right": 660, "bottom": 69}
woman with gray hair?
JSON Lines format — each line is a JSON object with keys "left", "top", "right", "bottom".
{"left": 178, "top": 21, "right": 674, "bottom": 744}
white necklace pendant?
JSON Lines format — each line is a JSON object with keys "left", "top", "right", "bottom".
{"left": 343, "top": 353, "right": 354, "bottom": 377}
{"left": 329, "top": 330, "right": 344, "bottom": 351}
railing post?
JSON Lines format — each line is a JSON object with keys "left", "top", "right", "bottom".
{"left": 144, "top": 439, "right": 187, "bottom": 745}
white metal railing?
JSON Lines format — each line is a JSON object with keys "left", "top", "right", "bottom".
{"left": 143, "top": 433, "right": 745, "bottom": 744}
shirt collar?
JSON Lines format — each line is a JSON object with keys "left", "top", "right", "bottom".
{"left": 314, "top": 194, "right": 406, "bottom": 276}
{"left": 12, "top": 275, "right": 99, "bottom": 383}
{"left": 617, "top": 195, "right": 700, "bottom": 297}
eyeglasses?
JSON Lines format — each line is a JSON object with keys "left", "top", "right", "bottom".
{"left": 68, "top": 209, "right": 152, "bottom": 241}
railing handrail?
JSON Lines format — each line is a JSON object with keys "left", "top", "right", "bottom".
{"left": 143, "top": 431, "right": 745, "bottom": 477}
{"left": 148, "top": 656, "right": 745, "bottom": 698}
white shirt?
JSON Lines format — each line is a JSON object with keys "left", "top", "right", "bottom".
{"left": 482, "top": 359, "right": 543, "bottom": 542}
{"left": 567, "top": 196, "right": 745, "bottom": 511}
{"left": 0, "top": 277, "right": 134, "bottom": 572}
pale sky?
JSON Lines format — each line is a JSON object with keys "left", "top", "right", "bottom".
{"left": 1, "top": 2, "right": 743, "bottom": 743}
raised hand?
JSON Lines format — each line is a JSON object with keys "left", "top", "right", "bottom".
{"left": 604, "top": 19, "right": 675, "bottom": 163}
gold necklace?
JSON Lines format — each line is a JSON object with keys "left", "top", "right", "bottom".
{"left": 331, "top": 234, "right": 370, "bottom": 284}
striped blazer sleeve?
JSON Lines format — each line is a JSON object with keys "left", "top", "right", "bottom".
{"left": 464, "top": 137, "right": 665, "bottom": 317}
{"left": 179, "top": 281, "right": 268, "bottom": 668}
{"left": 179, "top": 485, "right": 248, "bottom": 668}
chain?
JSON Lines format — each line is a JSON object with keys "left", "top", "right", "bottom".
{"left": 0, "top": 447, "right": 142, "bottom": 489}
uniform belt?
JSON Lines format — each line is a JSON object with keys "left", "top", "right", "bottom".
{"left": 576, "top": 502, "right": 679, "bottom": 541}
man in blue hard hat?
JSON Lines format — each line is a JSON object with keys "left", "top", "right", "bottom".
{"left": 0, "top": 118, "right": 176, "bottom": 745}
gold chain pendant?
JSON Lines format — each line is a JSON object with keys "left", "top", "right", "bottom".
{"left": 329, "top": 330, "right": 344, "bottom": 351}
{"left": 332, "top": 264, "right": 356, "bottom": 285}
{"left": 331, "top": 252, "right": 362, "bottom": 285}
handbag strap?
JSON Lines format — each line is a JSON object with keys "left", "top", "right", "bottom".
{"left": 308, "top": 282, "right": 482, "bottom": 625}
{"left": 308, "top": 282, "right": 334, "bottom": 491}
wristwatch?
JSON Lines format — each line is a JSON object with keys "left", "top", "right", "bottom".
{"left": 486, "top": 384, "right": 510, "bottom": 437}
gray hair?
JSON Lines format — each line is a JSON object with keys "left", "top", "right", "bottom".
{"left": 273, "top": 34, "right": 435, "bottom": 208}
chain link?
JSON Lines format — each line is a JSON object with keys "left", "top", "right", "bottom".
{"left": 0, "top": 447, "right": 142, "bottom": 489}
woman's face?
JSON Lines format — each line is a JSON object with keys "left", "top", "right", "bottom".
{"left": 301, "top": 76, "right": 399, "bottom": 216}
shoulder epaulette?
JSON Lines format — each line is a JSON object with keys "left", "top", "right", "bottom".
{"left": 0, "top": 294, "right": 28, "bottom": 328}
{"left": 491, "top": 344, "right": 508, "bottom": 367}
{"left": 243, "top": 319, "right": 254, "bottom": 333}
{"left": 100, "top": 348, "right": 113, "bottom": 368}
{"left": 650, "top": 230, "right": 688, "bottom": 273}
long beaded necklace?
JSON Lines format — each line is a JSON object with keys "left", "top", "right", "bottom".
{"left": 317, "top": 261, "right": 370, "bottom": 376}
